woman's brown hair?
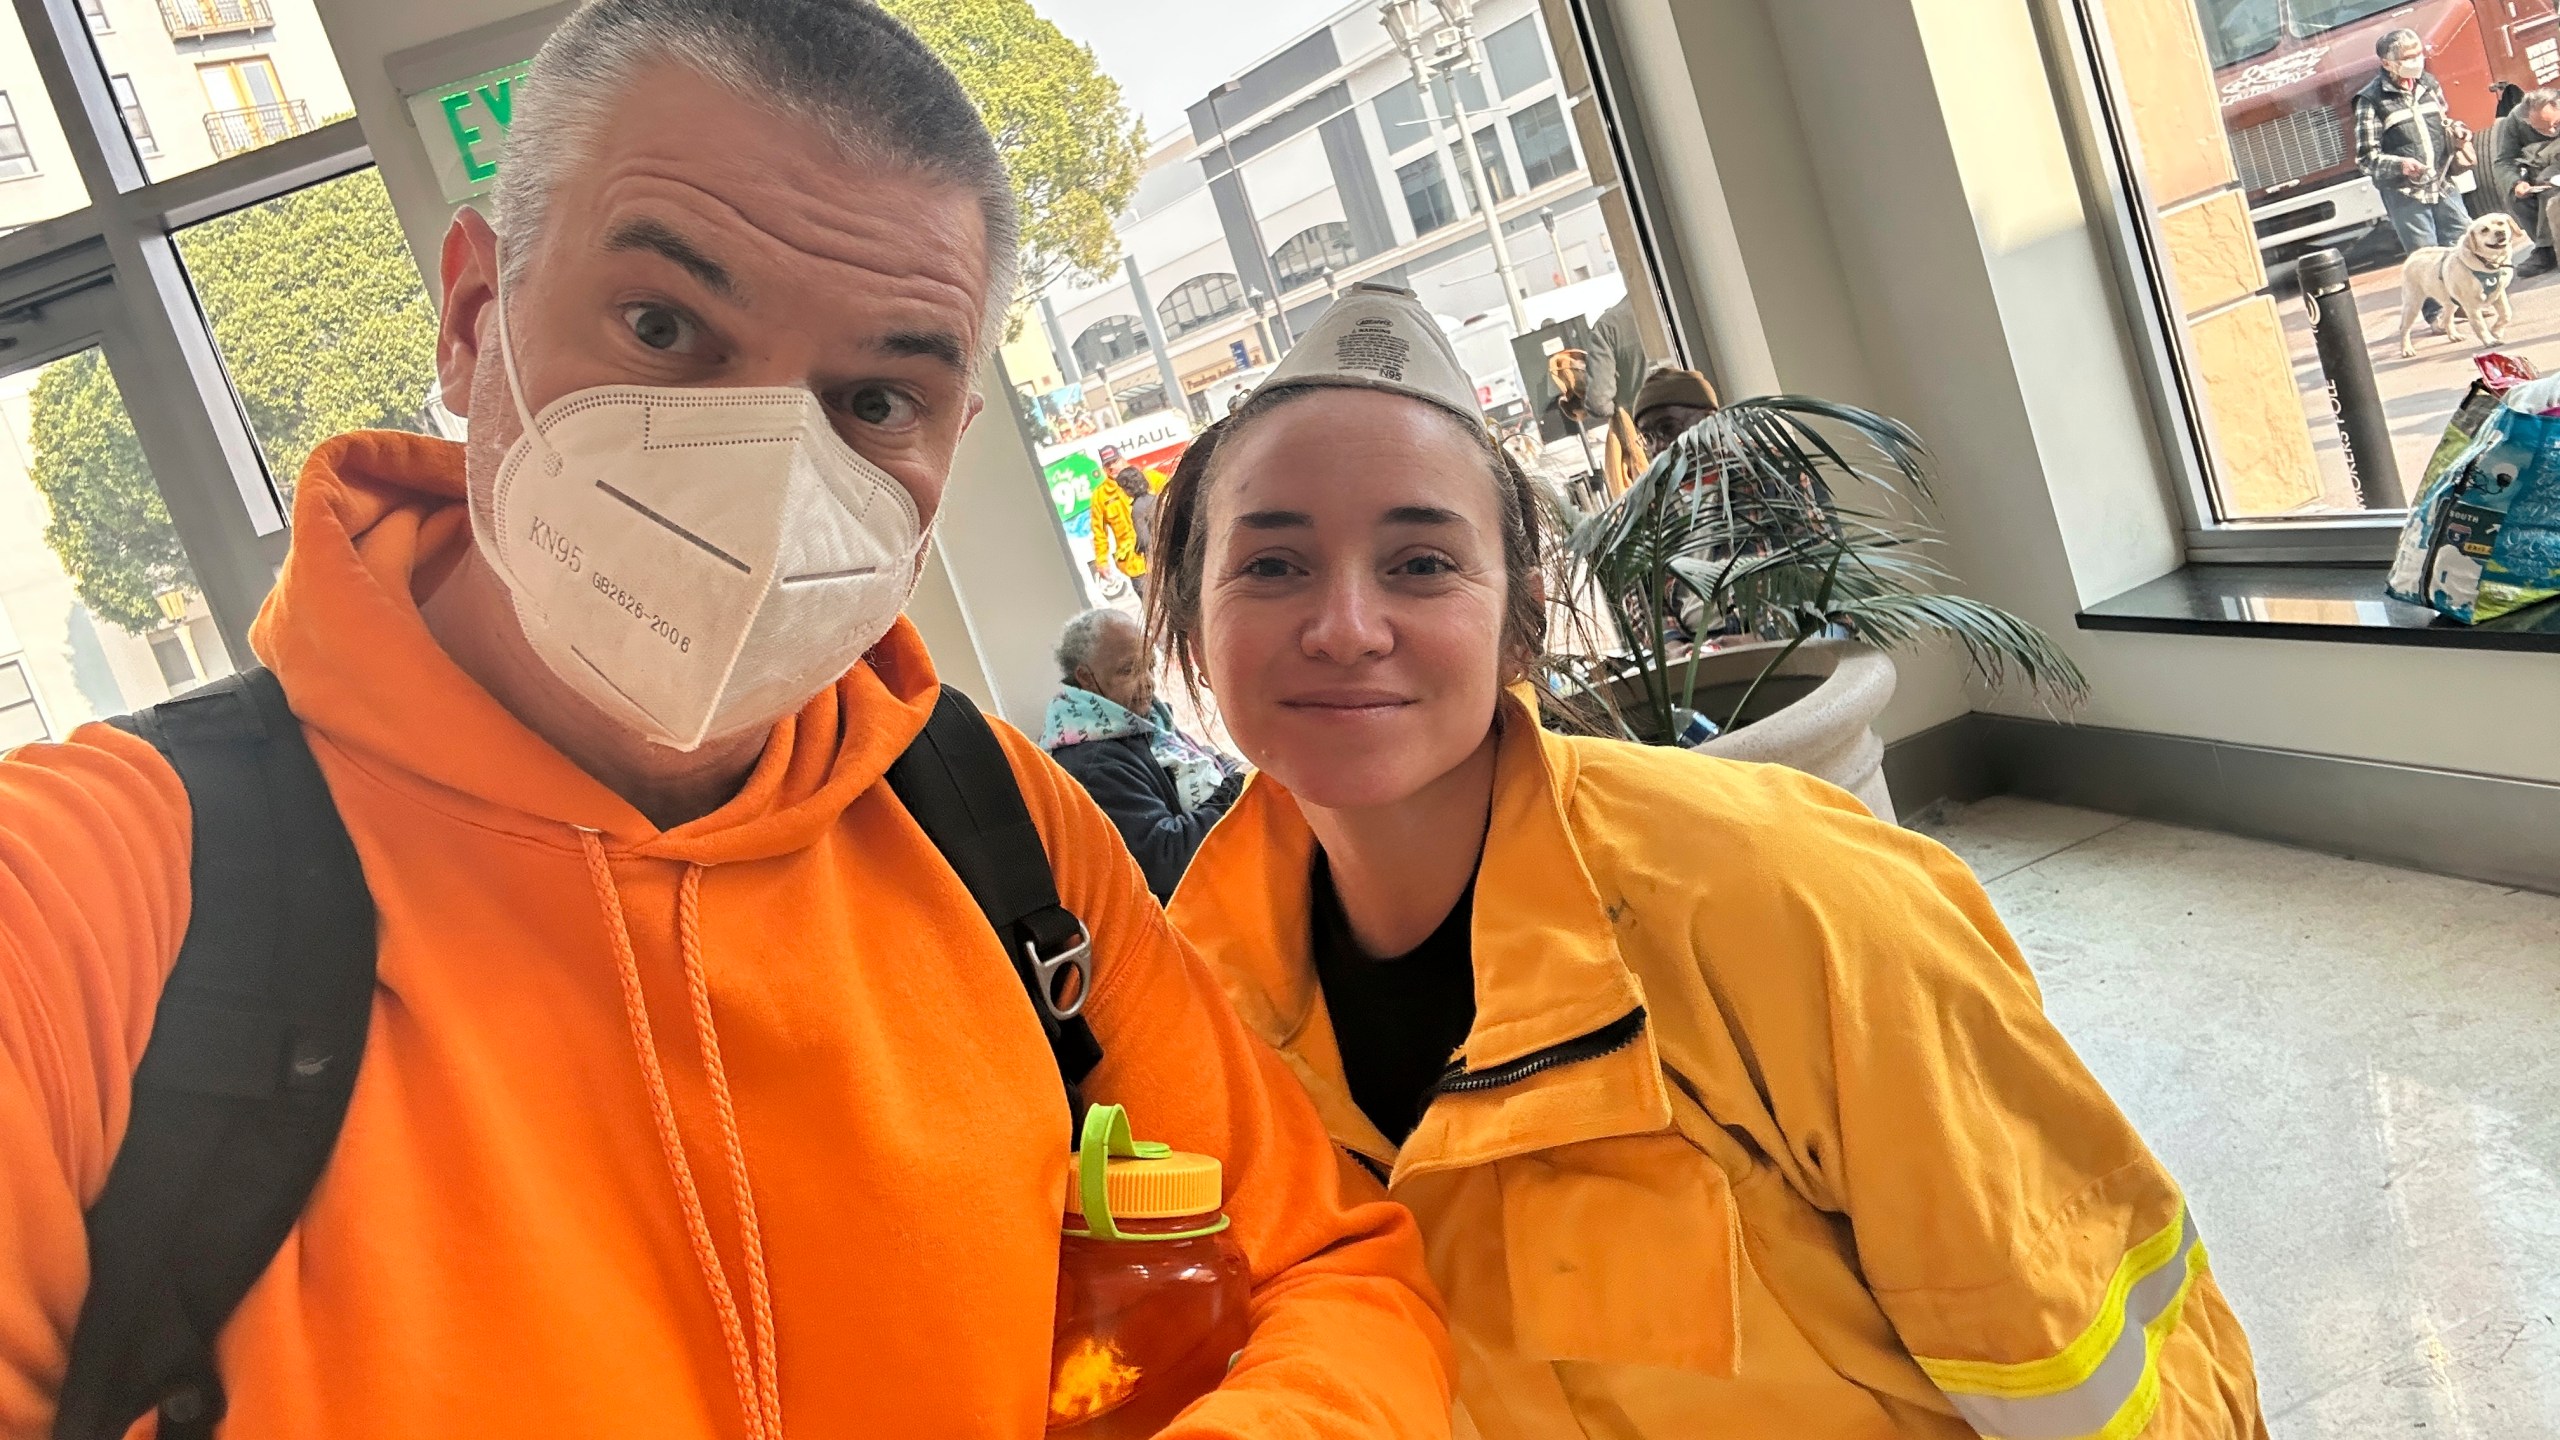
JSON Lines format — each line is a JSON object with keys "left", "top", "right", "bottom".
{"left": 1141, "top": 383, "right": 1550, "bottom": 699}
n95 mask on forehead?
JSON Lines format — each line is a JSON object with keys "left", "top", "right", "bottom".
{"left": 475, "top": 299, "right": 928, "bottom": 751}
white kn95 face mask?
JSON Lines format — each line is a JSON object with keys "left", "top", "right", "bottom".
{"left": 471, "top": 285, "right": 930, "bottom": 752}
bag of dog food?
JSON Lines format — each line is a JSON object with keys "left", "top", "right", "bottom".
{"left": 2417, "top": 352, "right": 2536, "bottom": 490}
{"left": 2387, "top": 371, "right": 2560, "bottom": 623}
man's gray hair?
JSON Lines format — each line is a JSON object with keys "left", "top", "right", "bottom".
{"left": 494, "top": 0, "right": 1021, "bottom": 349}
{"left": 2522, "top": 86, "right": 2560, "bottom": 117}
{"left": 1056, "top": 607, "right": 1135, "bottom": 684}
{"left": 2377, "top": 27, "right": 2423, "bottom": 60}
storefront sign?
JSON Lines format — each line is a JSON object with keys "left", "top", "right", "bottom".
{"left": 406, "top": 61, "right": 531, "bottom": 204}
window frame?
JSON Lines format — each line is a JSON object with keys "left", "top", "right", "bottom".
{"left": 0, "top": 656, "right": 52, "bottom": 746}
{"left": 1397, "top": 151, "right": 1458, "bottom": 234}
{"left": 108, "top": 72, "right": 154, "bottom": 156}
{"left": 1157, "top": 271, "right": 1246, "bottom": 339}
{"left": 1510, "top": 93, "right": 1579, "bottom": 190}
{"left": 1270, "top": 220, "right": 1357, "bottom": 294}
{"left": 1484, "top": 13, "right": 1551, "bottom": 100}
{"left": 1, "top": 0, "right": 382, "bottom": 653}
{"left": 2030, "top": 0, "right": 2402, "bottom": 564}
{"left": 0, "top": 92, "right": 38, "bottom": 180}
{"left": 1071, "top": 313, "right": 1145, "bottom": 373}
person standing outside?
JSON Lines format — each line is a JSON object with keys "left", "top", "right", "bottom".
{"left": 2356, "top": 28, "right": 2476, "bottom": 308}
{"left": 2490, "top": 87, "right": 2560, "bottom": 276}
{"left": 1091, "top": 450, "right": 1154, "bottom": 599}
{"left": 0, "top": 2, "right": 1454, "bottom": 1435}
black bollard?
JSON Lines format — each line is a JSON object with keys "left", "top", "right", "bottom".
{"left": 2298, "top": 247, "right": 2407, "bottom": 509}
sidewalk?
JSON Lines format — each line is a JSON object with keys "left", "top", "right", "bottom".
{"left": 2279, "top": 244, "right": 2560, "bottom": 513}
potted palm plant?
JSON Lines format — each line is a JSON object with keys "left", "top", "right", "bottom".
{"left": 1543, "top": 395, "right": 2087, "bottom": 823}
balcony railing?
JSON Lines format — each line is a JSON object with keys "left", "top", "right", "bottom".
{"left": 159, "top": 0, "right": 273, "bottom": 38}
{"left": 202, "top": 100, "right": 312, "bottom": 159}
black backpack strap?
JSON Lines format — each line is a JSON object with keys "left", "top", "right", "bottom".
{"left": 55, "top": 669, "right": 376, "bottom": 1440}
{"left": 885, "top": 686, "right": 1104, "bottom": 1142}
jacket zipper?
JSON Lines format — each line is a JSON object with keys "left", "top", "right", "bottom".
{"left": 1431, "top": 1008, "right": 1647, "bottom": 1097}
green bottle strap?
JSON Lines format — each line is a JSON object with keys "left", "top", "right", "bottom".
{"left": 1066, "top": 1104, "right": 1228, "bottom": 1243}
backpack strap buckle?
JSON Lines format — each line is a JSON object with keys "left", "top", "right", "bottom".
{"left": 1023, "top": 918, "right": 1093, "bottom": 1022}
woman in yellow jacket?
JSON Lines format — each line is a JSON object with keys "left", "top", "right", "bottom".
{"left": 1150, "top": 283, "right": 2267, "bottom": 1439}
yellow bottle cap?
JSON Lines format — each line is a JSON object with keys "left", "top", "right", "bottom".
{"left": 1066, "top": 1147, "right": 1224, "bottom": 1221}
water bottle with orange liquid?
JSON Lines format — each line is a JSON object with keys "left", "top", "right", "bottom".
{"left": 1046, "top": 1106, "right": 1252, "bottom": 1438}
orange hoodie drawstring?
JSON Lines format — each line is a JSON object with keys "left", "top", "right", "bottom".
{"left": 580, "top": 831, "right": 783, "bottom": 1440}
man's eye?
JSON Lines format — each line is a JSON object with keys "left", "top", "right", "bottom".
{"left": 624, "top": 304, "right": 698, "bottom": 353}
{"left": 842, "top": 386, "right": 920, "bottom": 428}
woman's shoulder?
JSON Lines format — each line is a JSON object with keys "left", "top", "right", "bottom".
{"left": 1549, "top": 730, "right": 1878, "bottom": 843}
{"left": 1546, "top": 730, "right": 1968, "bottom": 917}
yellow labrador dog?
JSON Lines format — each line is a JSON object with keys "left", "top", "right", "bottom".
{"left": 2396, "top": 212, "right": 2528, "bottom": 357}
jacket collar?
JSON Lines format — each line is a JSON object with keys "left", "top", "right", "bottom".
{"left": 1176, "top": 689, "right": 1670, "bottom": 1180}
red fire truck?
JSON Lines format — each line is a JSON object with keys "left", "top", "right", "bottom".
{"left": 2204, "top": 0, "right": 2560, "bottom": 255}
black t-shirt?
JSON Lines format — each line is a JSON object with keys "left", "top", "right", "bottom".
{"left": 1309, "top": 852, "right": 1477, "bottom": 1146}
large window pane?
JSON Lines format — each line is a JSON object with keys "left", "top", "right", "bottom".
{"left": 1484, "top": 15, "right": 1549, "bottom": 99}
{"left": 2069, "top": 0, "right": 2502, "bottom": 525}
{"left": 0, "top": 345, "right": 237, "bottom": 743}
{"left": 1449, "top": 125, "right": 1519, "bottom": 213}
{"left": 1511, "top": 95, "right": 1576, "bottom": 189}
{"left": 1400, "top": 153, "right": 1459, "bottom": 234}
{"left": 990, "top": 0, "right": 1689, "bottom": 602}
{"left": 78, "top": 0, "right": 354, "bottom": 180}
{"left": 174, "top": 167, "right": 440, "bottom": 504}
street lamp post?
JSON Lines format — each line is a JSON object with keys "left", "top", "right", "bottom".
{"left": 1538, "top": 204, "right": 1561, "bottom": 286}
{"left": 1207, "top": 80, "right": 1292, "bottom": 352}
{"left": 1247, "top": 287, "right": 1278, "bottom": 367}
{"left": 1381, "top": 0, "right": 1531, "bottom": 334}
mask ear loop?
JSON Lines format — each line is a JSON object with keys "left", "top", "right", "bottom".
{"left": 493, "top": 248, "right": 562, "bottom": 477}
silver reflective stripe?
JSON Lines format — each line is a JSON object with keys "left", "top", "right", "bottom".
{"left": 1938, "top": 1212, "right": 2203, "bottom": 1440}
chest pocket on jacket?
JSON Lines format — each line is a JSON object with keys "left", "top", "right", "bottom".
{"left": 1497, "top": 1133, "right": 1742, "bottom": 1378}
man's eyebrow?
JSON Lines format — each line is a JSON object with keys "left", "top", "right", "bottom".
{"left": 877, "top": 329, "right": 971, "bottom": 374}
{"left": 605, "top": 218, "right": 741, "bottom": 301}
{"left": 1384, "top": 504, "right": 1470, "bottom": 527}
{"left": 1235, "top": 510, "right": 1314, "bottom": 530}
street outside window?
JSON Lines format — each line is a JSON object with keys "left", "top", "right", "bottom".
{"left": 963, "top": 0, "right": 1688, "bottom": 614}
{"left": 2070, "top": 0, "right": 2560, "bottom": 528}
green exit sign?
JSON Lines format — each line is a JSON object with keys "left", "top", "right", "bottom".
{"left": 406, "top": 61, "right": 530, "bottom": 204}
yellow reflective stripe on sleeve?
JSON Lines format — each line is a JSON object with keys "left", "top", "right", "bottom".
{"left": 1913, "top": 1207, "right": 2205, "bottom": 1440}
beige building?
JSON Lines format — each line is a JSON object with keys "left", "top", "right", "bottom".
{"left": 0, "top": 0, "right": 351, "bottom": 745}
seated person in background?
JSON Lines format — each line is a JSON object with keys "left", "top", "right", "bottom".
{"left": 2490, "top": 86, "right": 2560, "bottom": 276}
{"left": 1045, "top": 607, "right": 1244, "bottom": 901}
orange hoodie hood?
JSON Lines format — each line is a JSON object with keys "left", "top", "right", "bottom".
{"left": 249, "top": 429, "right": 938, "bottom": 863}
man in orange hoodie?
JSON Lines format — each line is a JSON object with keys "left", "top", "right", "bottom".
{"left": 0, "top": 2, "right": 1449, "bottom": 1437}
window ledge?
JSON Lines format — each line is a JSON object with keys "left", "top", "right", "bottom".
{"left": 2077, "top": 565, "right": 2560, "bottom": 654}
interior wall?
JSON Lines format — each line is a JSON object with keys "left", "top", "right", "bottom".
{"left": 1624, "top": 0, "right": 2560, "bottom": 785}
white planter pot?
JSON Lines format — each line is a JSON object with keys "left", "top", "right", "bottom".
{"left": 1679, "top": 640, "right": 1899, "bottom": 823}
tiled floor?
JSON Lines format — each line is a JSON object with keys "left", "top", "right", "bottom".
{"left": 1914, "top": 799, "right": 2560, "bottom": 1439}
